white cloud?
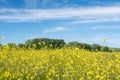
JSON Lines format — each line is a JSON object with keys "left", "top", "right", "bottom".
{"left": 91, "top": 26, "right": 120, "bottom": 30}
{"left": 91, "top": 26, "right": 105, "bottom": 30}
{"left": 69, "top": 17, "right": 120, "bottom": 24}
{"left": 43, "top": 27, "right": 75, "bottom": 33}
{"left": 0, "top": 6, "right": 120, "bottom": 22}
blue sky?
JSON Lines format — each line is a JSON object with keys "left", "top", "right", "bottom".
{"left": 0, "top": 0, "right": 120, "bottom": 48}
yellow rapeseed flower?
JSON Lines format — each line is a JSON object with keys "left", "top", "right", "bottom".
{"left": 3, "top": 71, "right": 10, "bottom": 77}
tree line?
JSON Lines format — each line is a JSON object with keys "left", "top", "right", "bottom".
{"left": 0, "top": 38, "right": 120, "bottom": 52}
{"left": 67, "top": 41, "right": 120, "bottom": 52}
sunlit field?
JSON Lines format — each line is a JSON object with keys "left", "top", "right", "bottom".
{"left": 0, "top": 47, "right": 120, "bottom": 80}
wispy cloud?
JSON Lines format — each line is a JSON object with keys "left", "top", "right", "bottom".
{"left": 24, "top": 0, "right": 39, "bottom": 9}
{"left": 91, "top": 26, "right": 120, "bottom": 30}
{"left": 69, "top": 18, "right": 120, "bottom": 24}
{"left": 91, "top": 26, "right": 105, "bottom": 30}
{"left": 0, "top": 6, "right": 120, "bottom": 22}
{"left": 43, "top": 27, "right": 75, "bottom": 33}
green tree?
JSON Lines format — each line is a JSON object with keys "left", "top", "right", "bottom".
{"left": 26, "top": 38, "right": 65, "bottom": 49}
{"left": 67, "top": 41, "right": 81, "bottom": 48}
{"left": 0, "top": 43, "right": 3, "bottom": 47}
{"left": 101, "top": 46, "right": 109, "bottom": 52}
{"left": 92, "top": 44, "right": 101, "bottom": 51}
{"left": 82, "top": 43, "right": 92, "bottom": 51}
{"left": 7, "top": 43, "right": 17, "bottom": 48}
{"left": 25, "top": 39, "right": 32, "bottom": 48}
{"left": 18, "top": 43, "right": 25, "bottom": 48}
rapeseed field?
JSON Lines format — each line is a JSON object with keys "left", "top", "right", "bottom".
{"left": 0, "top": 47, "right": 120, "bottom": 80}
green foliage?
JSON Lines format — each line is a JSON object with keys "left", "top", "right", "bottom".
{"left": 83, "top": 43, "right": 92, "bottom": 51}
{"left": 0, "top": 38, "right": 120, "bottom": 52}
{"left": 67, "top": 41, "right": 84, "bottom": 48}
{"left": 25, "top": 38, "right": 65, "bottom": 49}
{"left": 0, "top": 43, "right": 3, "bottom": 47}
{"left": 7, "top": 43, "right": 16, "bottom": 48}
{"left": 18, "top": 43, "right": 25, "bottom": 48}
{"left": 92, "top": 44, "right": 101, "bottom": 51}
{"left": 67, "top": 41, "right": 120, "bottom": 52}
{"left": 67, "top": 41, "right": 92, "bottom": 51}
{"left": 101, "top": 46, "right": 109, "bottom": 52}
{"left": 25, "top": 39, "right": 32, "bottom": 48}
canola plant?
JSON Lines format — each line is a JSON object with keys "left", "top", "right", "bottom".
{"left": 0, "top": 47, "right": 120, "bottom": 80}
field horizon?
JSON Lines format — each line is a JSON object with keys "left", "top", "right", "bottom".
{"left": 1, "top": 0, "right": 120, "bottom": 80}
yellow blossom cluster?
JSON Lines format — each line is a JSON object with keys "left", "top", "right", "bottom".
{"left": 0, "top": 48, "right": 120, "bottom": 80}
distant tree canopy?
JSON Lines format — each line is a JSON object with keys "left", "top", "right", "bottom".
{"left": 25, "top": 39, "right": 32, "bottom": 48}
{"left": 0, "top": 38, "right": 120, "bottom": 52}
{"left": 67, "top": 41, "right": 92, "bottom": 51}
{"left": 92, "top": 44, "right": 101, "bottom": 51}
{"left": 7, "top": 43, "right": 17, "bottom": 48}
{"left": 18, "top": 43, "right": 25, "bottom": 48}
{"left": 25, "top": 38, "right": 65, "bottom": 49}
{"left": 0, "top": 43, "right": 3, "bottom": 47}
{"left": 66, "top": 41, "right": 119, "bottom": 52}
